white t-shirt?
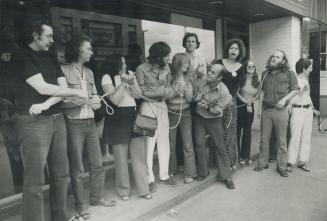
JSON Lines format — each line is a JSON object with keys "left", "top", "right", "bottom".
{"left": 101, "top": 74, "right": 136, "bottom": 107}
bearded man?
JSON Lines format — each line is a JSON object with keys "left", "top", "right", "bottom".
{"left": 254, "top": 50, "right": 299, "bottom": 177}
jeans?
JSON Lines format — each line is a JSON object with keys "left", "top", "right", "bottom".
{"left": 168, "top": 108, "right": 197, "bottom": 178}
{"left": 258, "top": 108, "right": 289, "bottom": 171}
{"left": 15, "top": 113, "right": 69, "bottom": 221}
{"left": 193, "top": 114, "right": 231, "bottom": 180}
{"left": 66, "top": 118, "right": 105, "bottom": 208}
{"left": 237, "top": 103, "right": 254, "bottom": 160}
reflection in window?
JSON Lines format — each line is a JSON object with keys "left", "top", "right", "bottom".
{"left": 60, "top": 16, "right": 73, "bottom": 44}
{"left": 81, "top": 20, "right": 122, "bottom": 48}
{"left": 128, "top": 25, "right": 137, "bottom": 44}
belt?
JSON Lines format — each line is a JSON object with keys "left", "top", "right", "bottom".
{"left": 292, "top": 104, "right": 310, "bottom": 109}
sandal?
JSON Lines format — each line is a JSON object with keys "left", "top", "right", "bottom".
{"left": 91, "top": 197, "right": 117, "bottom": 207}
{"left": 121, "top": 195, "right": 130, "bottom": 201}
{"left": 68, "top": 215, "right": 85, "bottom": 221}
{"left": 141, "top": 193, "right": 152, "bottom": 200}
{"left": 298, "top": 163, "right": 311, "bottom": 172}
{"left": 184, "top": 176, "right": 194, "bottom": 184}
{"left": 239, "top": 159, "right": 246, "bottom": 165}
{"left": 246, "top": 159, "right": 253, "bottom": 165}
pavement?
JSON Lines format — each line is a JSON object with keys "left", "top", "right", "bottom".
{"left": 151, "top": 119, "right": 327, "bottom": 221}
{"left": 2, "top": 117, "right": 327, "bottom": 221}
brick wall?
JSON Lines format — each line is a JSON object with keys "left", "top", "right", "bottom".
{"left": 249, "top": 16, "right": 301, "bottom": 129}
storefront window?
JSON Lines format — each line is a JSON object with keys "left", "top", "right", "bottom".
{"left": 60, "top": 16, "right": 73, "bottom": 44}
{"left": 81, "top": 20, "right": 122, "bottom": 48}
{"left": 141, "top": 20, "right": 216, "bottom": 64}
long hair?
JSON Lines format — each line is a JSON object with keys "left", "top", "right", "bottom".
{"left": 223, "top": 38, "right": 246, "bottom": 63}
{"left": 182, "top": 32, "right": 200, "bottom": 49}
{"left": 101, "top": 52, "right": 125, "bottom": 78}
{"left": 171, "top": 53, "right": 191, "bottom": 81}
{"left": 64, "top": 34, "right": 92, "bottom": 63}
{"left": 147, "top": 42, "right": 171, "bottom": 68}
{"left": 240, "top": 59, "right": 260, "bottom": 88}
{"left": 265, "top": 50, "right": 290, "bottom": 72}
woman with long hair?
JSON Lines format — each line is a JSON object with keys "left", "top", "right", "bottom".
{"left": 236, "top": 59, "right": 259, "bottom": 165}
{"left": 101, "top": 53, "right": 152, "bottom": 200}
{"left": 167, "top": 53, "right": 197, "bottom": 183}
{"left": 135, "top": 42, "right": 176, "bottom": 191}
{"left": 213, "top": 38, "right": 246, "bottom": 170}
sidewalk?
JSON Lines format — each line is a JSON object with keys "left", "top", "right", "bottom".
{"left": 3, "top": 117, "right": 326, "bottom": 221}
{"left": 151, "top": 118, "right": 327, "bottom": 221}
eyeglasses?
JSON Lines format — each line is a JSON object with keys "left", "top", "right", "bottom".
{"left": 247, "top": 65, "right": 255, "bottom": 68}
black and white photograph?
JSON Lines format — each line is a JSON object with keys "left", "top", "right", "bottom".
{"left": 0, "top": 0, "right": 327, "bottom": 220}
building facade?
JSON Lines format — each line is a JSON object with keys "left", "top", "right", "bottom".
{"left": 0, "top": 0, "right": 327, "bottom": 218}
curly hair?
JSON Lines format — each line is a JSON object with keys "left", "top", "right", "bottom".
{"left": 223, "top": 38, "right": 246, "bottom": 63}
{"left": 182, "top": 32, "right": 200, "bottom": 49}
{"left": 147, "top": 42, "right": 171, "bottom": 68}
{"left": 265, "top": 50, "right": 290, "bottom": 72}
{"left": 64, "top": 34, "right": 92, "bottom": 63}
{"left": 240, "top": 59, "right": 260, "bottom": 88}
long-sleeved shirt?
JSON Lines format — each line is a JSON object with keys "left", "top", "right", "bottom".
{"left": 135, "top": 62, "right": 171, "bottom": 101}
{"left": 194, "top": 81, "right": 232, "bottom": 119}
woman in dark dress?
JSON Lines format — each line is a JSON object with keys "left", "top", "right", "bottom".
{"left": 213, "top": 38, "right": 246, "bottom": 170}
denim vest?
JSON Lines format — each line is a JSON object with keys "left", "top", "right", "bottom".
{"left": 61, "top": 64, "right": 96, "bottom": 118}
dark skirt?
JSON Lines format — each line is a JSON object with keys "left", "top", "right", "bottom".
{"left": 103, "top": 106, "right": 136, "bottom": 145}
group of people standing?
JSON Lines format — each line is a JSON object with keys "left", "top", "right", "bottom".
{"left": 11, "top": 18, "right": 318, "bottom": 221}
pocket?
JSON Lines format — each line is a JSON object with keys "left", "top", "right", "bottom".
{"left": 66, "top": 77, "right": 81, "bottom": 89}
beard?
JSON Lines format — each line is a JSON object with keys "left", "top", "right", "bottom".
{"left": 269, "top": 61, "right": 283, "bottom": 70}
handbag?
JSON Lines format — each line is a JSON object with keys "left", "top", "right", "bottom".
{"left": 133, "top": 102, "right": 158, "bottom": 137}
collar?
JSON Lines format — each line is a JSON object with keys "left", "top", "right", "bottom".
{"left": 186, "top": 52, "right": 200, "bottom": 59}
{"left": 204, "top": 81, "right": 222, "bottom": 92}
{"left": 143, "top": 61, "right": 169, "bottom": 73}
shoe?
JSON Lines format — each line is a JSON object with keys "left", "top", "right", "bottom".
{"left": 78, "top": 211, "right": 91, "bottom": 220}
{"left": 69, "top": 215, "right": 86, "bottom": 221}
{"left": 90, "top": 197, "right": 116, "bottom": 207}
{"left": 76, "top": 204, "right": 89, "bottom": 215}
{"left": 239, "top": 159, "right": 246, "bottom": 165}
{"left": 224, "top": 179, "right": 235, "bottom": 189}
{"left": 121, "top": 195, "right": 130, "bottom": 201}
{"left": 141, "top": 193, "right": 152, "bottom": 200}
{"left": 254, "top": 164, "right": 269, "bottom": 171}
{"left": 286, "top": 163, "right": 293, "bottom": 172}
{"left": 160, "top": 177, "right": 177, "bottom": 186}
{"left": 231, "top": 165, "right": 238, "bottom": 170}
{"left": 269, "top": 159, "right": 276, "bottom": 163}
{"left": 246, "top": 159, "right": 253, "bottom": 165}
{"left": 277, "top": 169, "right": 288, "bottom": 177}
{"left": 298, "top": 163, "right": 311, "bottom": 172}
{"left": 196, "top": 176, "right": 206, "bottom": 181}
{"left": 183, "top": 176, "right": 194, "bottom": 184}
{"left": 149, "top": 182, "right": 156, "bottom": 193}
